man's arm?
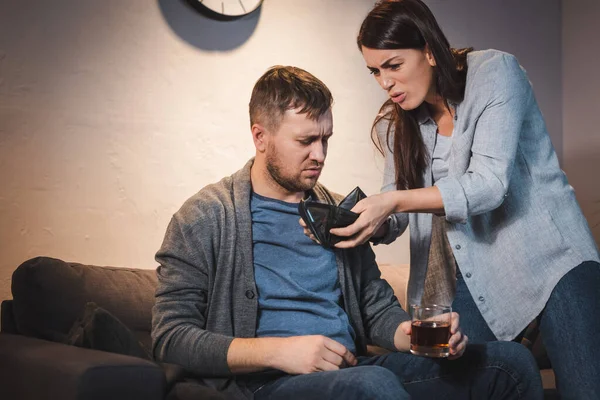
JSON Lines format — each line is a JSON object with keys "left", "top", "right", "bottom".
{"left": 152, "top": 212, "right": 235, "bottom": 377}
{"left": 227, "top": 336, "right": 357, "bottom": 374}
{"left": 357, "top": 245, "right": 411, "bottom": 351}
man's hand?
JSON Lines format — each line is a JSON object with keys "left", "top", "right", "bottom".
{"left": 227, "top": 335, "right": 356, "bottom": 375}
{"left": 299, "top": 218, "right": 320, "bottom": 244}
{"left": 270, "top": 335, "right": 357, "bottom": 374}
{"left": 447, "top": 312, "right": 468, "bottom": 359}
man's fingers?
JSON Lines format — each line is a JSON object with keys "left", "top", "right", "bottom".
{"left": 323, "top": 337, "right": 347, "bottom": 356}
{"left": 450, "top": 312, "right": 460, "bottom": 334}
{"left": 341, "top": 349, "right": 357, "bottom": 366}
{"left": 321, "top": 350, "right": 345, "bottom": 367}
{"left": 400, "top": 320, "right": 412, "bottom": 335}
{"left": 448, "top": 336, "right": 467, "bottom": 359}
{"left": 316, "top": 359, "right": 340, "bottom": 372}
{"left": 448, "top": 333, "right": 468, "bottom": 359}
{"left": 449, "top": 330, "right": 462, "bottom": 349}
{"left": 323, "top": 338, "right": 356, "bottom": 365}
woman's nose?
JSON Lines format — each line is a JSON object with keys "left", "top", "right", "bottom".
{"left": 382, "top": 77, "right": 394, "bottom": 91}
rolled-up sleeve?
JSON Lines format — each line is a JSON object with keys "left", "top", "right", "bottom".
{"left": 435, "top": 54, "right": 532, "bottom": 224}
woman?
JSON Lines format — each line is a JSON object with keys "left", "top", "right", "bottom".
{"left": 325, "top": 0, "right": 600, "bottom": 398}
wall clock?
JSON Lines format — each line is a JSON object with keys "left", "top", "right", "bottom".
{"left": 186, "top": 0, "right": 263, "bottom": 20}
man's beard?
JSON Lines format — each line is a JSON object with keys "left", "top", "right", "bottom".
{"left": 265, "top": 148, "right": 316, "bottom": 193}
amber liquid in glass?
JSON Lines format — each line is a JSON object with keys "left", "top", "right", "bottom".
{"left": 410, "top": 320, "right": 450, "bottom": 357}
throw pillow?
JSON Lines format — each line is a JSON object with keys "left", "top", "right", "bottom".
{"left": 64, "top": 302, "right": 151, "bottom": 360}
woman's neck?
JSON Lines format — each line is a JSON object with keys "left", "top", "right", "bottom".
{"left": 426, "top": 99, "right": 455, "bottom": 137}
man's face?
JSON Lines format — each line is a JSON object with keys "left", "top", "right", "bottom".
{"left": 264, "top": 108, "right": 333, "bottom": 193}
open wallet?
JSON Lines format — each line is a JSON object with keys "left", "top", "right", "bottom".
{"left": 298, "top": 186, "right": 367, "bottom": 249}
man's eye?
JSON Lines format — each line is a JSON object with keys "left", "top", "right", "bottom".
{"left": 300, "top": 139, "right": 312, "bottom": 145}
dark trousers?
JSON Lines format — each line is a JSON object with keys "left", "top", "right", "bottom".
{"left": 452, "top": 260, "right": 600, "bottom": 400}
{"left": 244, "top": 341, "right": 542, "bottom": 399}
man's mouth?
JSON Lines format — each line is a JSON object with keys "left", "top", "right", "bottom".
{"left": 304, "top": 168, "right": 321, "bottom": 177}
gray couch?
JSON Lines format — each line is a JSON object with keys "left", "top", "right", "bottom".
{"left": 0, "top": 256, "right": 228, "bottom": 400}
{"left": 0, "top": 256, "right": 557, "bottom": 400}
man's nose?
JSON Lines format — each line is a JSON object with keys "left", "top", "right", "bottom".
{"left": 310, "top": 142, "right": 326, "bottom": 163}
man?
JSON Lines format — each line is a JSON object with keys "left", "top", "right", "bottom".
{"left": 151, "top": 66, "right": 543, "bottom": 399}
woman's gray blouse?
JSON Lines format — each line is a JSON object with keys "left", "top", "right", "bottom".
{"left": 376, "top": 49, "right": 599, "bottom": 340}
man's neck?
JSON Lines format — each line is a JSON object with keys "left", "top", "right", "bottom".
{"left": 250, "top": 160, "right": 305, "bottom": 203}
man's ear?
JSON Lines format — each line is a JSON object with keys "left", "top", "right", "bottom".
{"left": 425, "top": 44, "right": 436, "bottom": 67}
{"left": 252, "top": 123, "right": 268, "bottom": 152}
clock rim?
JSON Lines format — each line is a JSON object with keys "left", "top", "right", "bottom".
{"left": 186, "top": 0, "right": 263, "bottom": 19}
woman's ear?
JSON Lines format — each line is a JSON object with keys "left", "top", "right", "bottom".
{"left": 252, "top": 123, "right": 268, "bottom": 152}
{"left": 425, "top": 44, "right": 437, "bottom": 67}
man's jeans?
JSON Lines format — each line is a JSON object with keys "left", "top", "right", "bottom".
{"left": 244, "top": 341, "right": 542, "bottom": 399}
{"left": 452, "top": 260, "right": 600, "bottom": 400}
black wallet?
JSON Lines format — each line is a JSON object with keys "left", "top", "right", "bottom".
{"left": 298, "top": 187, "right": 367, "bottom": 249}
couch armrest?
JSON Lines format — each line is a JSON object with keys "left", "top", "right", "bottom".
{"left": 0, "top": 333, "right": 166, "bottom": 400}
{"left": 1, "top": 300, "right": 18, "bottom": 334}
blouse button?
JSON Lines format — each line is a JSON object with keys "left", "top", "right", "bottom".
{"left": 465, "top": 272, "right": 472, "bottom": 278}
{"left": 478, "top": 296, "right": 485, "bottom": 302}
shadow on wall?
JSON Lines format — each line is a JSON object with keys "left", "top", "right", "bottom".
{"left": 157, "top": 0, "right": 261, "bottom": 51}
{"left": 564, "top": 151, "right": 600, "bottom": 247}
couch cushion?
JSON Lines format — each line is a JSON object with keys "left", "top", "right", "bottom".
{"left": 11, "top": 256, "right": 157, "bottom": 348}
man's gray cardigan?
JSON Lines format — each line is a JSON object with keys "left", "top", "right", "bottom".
{"left": 151, "top": 159, "right": 410, "bottom": 398}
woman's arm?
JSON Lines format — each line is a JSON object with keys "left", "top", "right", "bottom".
{"left": 332, "top": 187, "right": 443, "bottom": 248}
{"left": 333, "top": 53, "right": 531, "bottom": 247}
{"left": 434, "top": 53, "right": 531, "bottom": 224}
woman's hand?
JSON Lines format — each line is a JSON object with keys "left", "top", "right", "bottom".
{"left": 331, "top": 192, "right": 398, "bottom": 248}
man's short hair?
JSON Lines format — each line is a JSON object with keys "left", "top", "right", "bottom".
{"left": 249, "top": 66, "right": 333, "bottom": 132}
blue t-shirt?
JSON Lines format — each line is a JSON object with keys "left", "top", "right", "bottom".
{"left": 251, "top": 193, "right": 356, "bottom": 354}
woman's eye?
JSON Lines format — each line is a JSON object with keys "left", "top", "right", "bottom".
{"left": 390, "top": 64, "right": 401, "bottom": 70}
{"left": 369, "top": 69, "right": 379, "bottom": 75}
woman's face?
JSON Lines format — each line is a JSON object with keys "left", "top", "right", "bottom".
{"left": 361, "top": 46, "right": 436, "bottom": 110}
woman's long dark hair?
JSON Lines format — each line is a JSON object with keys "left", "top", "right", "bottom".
{"left": 357, "top": 0, "right": 472, "bottom": 189}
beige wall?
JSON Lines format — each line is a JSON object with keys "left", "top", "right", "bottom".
{"left": 0, "top": 0, "right": 562, "bottom": 303}
{"left": 562, "top": 0, "right": 600, "bottom": 244}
